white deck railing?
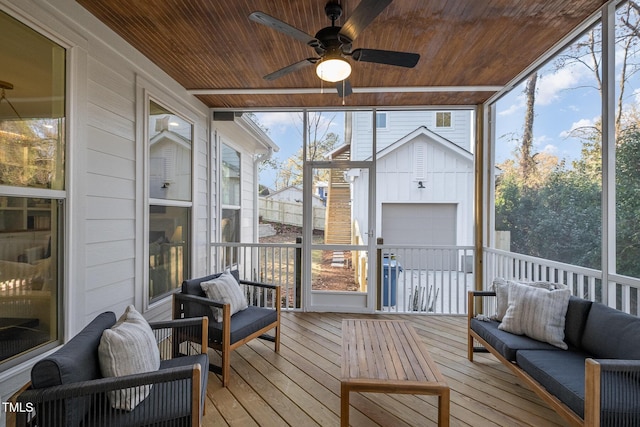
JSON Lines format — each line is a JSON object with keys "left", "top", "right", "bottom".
{"left": 210, "top": 243, "right": 640, "bottom": 315}
{"left": 483, "top": 248, "right": 640, "bottom": 315}
{"left": 210, "top": 242, "right": 474, "bottom": 314}
{"left": 377, "top": 245, "right": 474, "bottom": 315}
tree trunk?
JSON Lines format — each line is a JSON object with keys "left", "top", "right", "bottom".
{"left": 521, "top": 72, "right": 538, "bottom": 184}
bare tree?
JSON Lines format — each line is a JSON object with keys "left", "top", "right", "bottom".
{"left": 520, "top": 73, "right": 538, "bottom": 183}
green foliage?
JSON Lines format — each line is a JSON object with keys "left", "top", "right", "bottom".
{"left": 615, "top": 127, "right": 640, "bottom": 277}
{"left": 496, "top": 154, "right": 602, "bottom": 270}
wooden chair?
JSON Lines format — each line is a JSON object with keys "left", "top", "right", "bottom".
{"left": 173, "top": 270, "right": 280, "bottom": 387}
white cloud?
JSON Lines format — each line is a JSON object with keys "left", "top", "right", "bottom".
{"left": 498, "top": 102, "right": 523, "bottom": 116}
{"left": 541, "top": 144, "right": 558, "bottom": 155}
{"left": 537, "top": 64, "right": 587, "bottom": 106}
{"left": 254, "top": 112, "right": 301, "bottom": 136}
{"left": 559, "top": 117, "right": 597, "bottom": 138}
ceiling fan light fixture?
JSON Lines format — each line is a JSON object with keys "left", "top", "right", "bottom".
{"left": 316, "top": 57, "right": 351, "bottom": 82}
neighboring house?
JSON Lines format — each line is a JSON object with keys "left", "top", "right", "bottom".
{"left": 347, "top": 111, "right": 475, "bottom": 268}
{"left": 350, "top": 110, "right": 474, "bottom": 160}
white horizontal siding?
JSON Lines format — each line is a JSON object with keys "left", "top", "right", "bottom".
{"left": 352, "top": 110, "right": 473, "bottom": 159}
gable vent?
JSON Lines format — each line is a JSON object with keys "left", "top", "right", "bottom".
{"left": 413, "top": 143, "right": 426, "bottom": 180}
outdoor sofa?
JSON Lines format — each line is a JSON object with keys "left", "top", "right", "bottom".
{"left": 10, "top": 309, "right": 209, "bottom": 427}
{"left": 468, "top": 279, "right": 640, "bottom": 427}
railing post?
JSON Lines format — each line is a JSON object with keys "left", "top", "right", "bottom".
{"left": 376, "top": 237, "right": 383, "bottom": 311}
{"left": 295, "top": 236, "right": 302, "bottom": 309}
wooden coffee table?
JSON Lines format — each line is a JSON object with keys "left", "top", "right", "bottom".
{"left": 341, "top": 319, "right": 450, "bottom": 426}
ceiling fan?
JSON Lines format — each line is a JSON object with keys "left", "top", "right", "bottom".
{"left": 249, "top": 0, "right": 420, "bottom": 97}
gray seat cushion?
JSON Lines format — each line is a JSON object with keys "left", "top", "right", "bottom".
{"left": 209, "top": 306, "right": 278, "bottom": 345}
{"left": 88, "top": 354, "right": 209, "bottom": 427}
{"left": 581, "top": 302, "right": 640, "bottom": 359}
{"left": 517, "top": 350, "right": 640, "bottom": 426}
{"left": 517, "top": 349, "right": 589, "bottom": 418}
{"left": 470, "top": 318, "right": 561, "bottom": 362}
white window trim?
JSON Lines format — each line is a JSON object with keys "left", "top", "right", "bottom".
{"left": 137, "top": 76, "right": 201, "bottom": 313}
{"left": 435, "top": 111, "right": 453, "bottom": 129}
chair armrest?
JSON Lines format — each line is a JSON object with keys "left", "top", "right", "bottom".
{"left": 467, "top": 291, "right": 497, "bottom": 322}
{"left": 470, "top": 291, "right": 496, "bottom": 297}
{"left": 13, "top": 365, "right": 202, "bottom": 427}
{"left": 150, "top": 316, "right": 209, "bottom": 356}
{"left": 174, "top": 292, "right": 225, "bottom": 309}
{"left": 585, "top": 358, "right": 640, "bottom": 426}
{"left": 239, "top": 279, "right": 279, "bottom": 290}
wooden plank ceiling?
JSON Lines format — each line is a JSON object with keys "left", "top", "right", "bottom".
{"left": 76, "top": 0, "right": 606, "bottom": 109}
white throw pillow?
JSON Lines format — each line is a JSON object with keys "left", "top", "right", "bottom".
{"left": 200, "top": 271, "right": 248, "bottom": 322}
{"left": 498, "top": 281, "right": 571, "bottom": 349}
{"left": 492, "top": 278, "right": 567, "bottom": 321}
{"left": 98, "top": 305, "right": 161, "bottom": 411}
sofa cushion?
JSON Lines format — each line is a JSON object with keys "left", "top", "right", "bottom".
{"left": 89, "top": 354, "right": 209, "bottom": 427}
{"left": 564, "top": 296, "right": 593, "bottom": 350}
{"left": 470, "top": 318, "right": 561, "bottom": 362}
{"left": 31, "top": 311, "right": 117, "bottom": 427}
{"left": 98, "top": 305, "right": 161, "bottom": 411}
{"left": 209, "top": 306, "right": 277, "bottom": 345}
{"left": 516, "top": 349, "right": 589, "bottom": 418}
{"left": 200, "top": 271, "right": 248, "bottom": 322}
{"left": 582, "top": 302, "right": 640, "bottom": 359}
{"left": 499, "top": 281, "right": 571, "bottom": 349}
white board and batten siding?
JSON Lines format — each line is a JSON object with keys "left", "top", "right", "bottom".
{"left": 352, "top": 127, "right": 474, "bottom": 251}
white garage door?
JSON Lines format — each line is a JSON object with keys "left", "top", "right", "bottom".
{"left": 381, "top": 203, "right": 457, "bottom": 269}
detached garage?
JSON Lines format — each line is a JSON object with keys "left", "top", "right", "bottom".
{"left": 382, "top": 203, "right": 457, "bottom": 269}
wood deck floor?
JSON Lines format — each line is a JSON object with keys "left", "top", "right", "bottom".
{"left": 202, "top": 312, "right": 570, "bottom": 427}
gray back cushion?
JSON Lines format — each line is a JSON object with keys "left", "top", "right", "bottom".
{"left": 563, "top": 296, "right": 593, "bottom": 350}
{"left": 582, "top": 302, "right": 640, "bottom": 359}
{"left": 31, "top": 311, "right": 117, "bottom": 427}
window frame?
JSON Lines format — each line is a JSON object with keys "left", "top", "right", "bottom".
{"left": 0, "top": 9, "right": 68, "bottom": 371}
{"left": 219, "top": 142, "right": 241, "bottom": 269}
{"left": 435, "top": 111, "right": 453, "bottom": 129}
{"left": 143, "top": 91, "right": 196, "bottom": 309}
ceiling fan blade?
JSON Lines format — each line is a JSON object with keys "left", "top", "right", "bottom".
{"left": 249, "top": 11, "right": 320, "bottom": 47}
{"left": 336, "top": 79, "right": 353, "bottom": 97}
{"left": 339, "top": 0, "right": 392, "bottom": 43}
{"left": 351, "top": 49, "right": 420, "bottom": 68}
{"left": 264, "top": 58, "right": 317, "bottom": 81}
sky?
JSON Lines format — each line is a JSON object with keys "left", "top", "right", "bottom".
{"left": 252, "top": 18, "right": 640, "bottom": 189}
{"left": 255, "top": 111, "right": 345, "bottom": 189}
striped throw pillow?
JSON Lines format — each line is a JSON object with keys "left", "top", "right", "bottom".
{"left": 200, "top": 271, "right": 248, "bottom": 322}
{"left": 498, "top": 281, "right": 571, "bottom": 349}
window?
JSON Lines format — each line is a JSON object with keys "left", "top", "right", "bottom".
{"left": 435, "top": 112, "right": 452, "bottom": 128}
{"left": 376, "top": 112, "right": 387, "bottom": 129}
{"left": 221, "top": 144, "right": 240, "bottom": 266}
{"left": 0, "top": 11, "right": 65, "bottom": 368}
{"left": 148, "top": 101, "right": 192, "bottom": 302}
